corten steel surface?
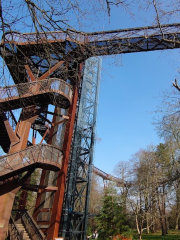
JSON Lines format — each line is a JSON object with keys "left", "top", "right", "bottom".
{"left": 93, "top": 166, "right": 125, "bottom": 186}
{"left": 32, "top": 108, "right": 59, "bottom": 230}
{"left": 32, "top": 87, "right": 78, "bottom": 239}
{"left": 0, "top": 105, "right": 40, "bottom": 240}
{"left": 0, "top": 144, "right": 63, "bottom": 180}
{"left": 0, "top": 78, "right": 73, "bottom": 111}
{"left": 22, "top": 184, "right": 58, "bottom": 192}
{"left": 2, "top": 23, "right": 180, "bottom": 58}
{"left": 1, "top": 22, "right": 180, "bottom": 240}
{"left": 51, "top": 87, "right": 78, "bottom": 239}
{"left": 18, "top": 176, "right": 31, "bottom": 211}
{"left": 11, "top": 209, "right": 45, "bottom": 239}
{"left": 2, "top": 23, "right": 180, "bottom": 89}
{"left": 0, "top": 40, "right": 74, "bottom": 238}
{"left": 59, "top": 59, "right": 100, "bottom": 239}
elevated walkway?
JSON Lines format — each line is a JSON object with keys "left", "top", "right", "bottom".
{"left": 0, "top": 144, "right": 63, "bottom": 181}
{"left": 32, "top": 107, "right": 50, "bottom": 143}
{"left": 2, "top": 24, "right": 180, "bottom": 58}
{"left": 93, "top": 166, "right": 129, "bottom": 187}
{"left": 0, "top": 78, "right": 73, "bottom": 112}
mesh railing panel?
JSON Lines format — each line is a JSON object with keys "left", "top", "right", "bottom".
{"left": 0, "top": 78, "right": 73, "bottom": 110}
{"left": 9, "top": 216, "right": 23, "bottom": 240}
{"left": 12, "top": 210, "right": 45, "bottom": 240}
{"left": 0, "top": 144, "right": 63, "bottom": 176}
{"left": 3, "top": 23, "right": 180, "bottom": 44}
{"left": 3, "top": 31, "right": 67, "bottom": 43}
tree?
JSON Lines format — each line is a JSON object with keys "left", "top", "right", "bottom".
{"left": 96, "top": 184, "right": 130, "bottom": 239}
{"left": 88, "top": 173, "right": 103, "bottom": 233}
{"left": 128, "top": 143, "right": 174, "bottom": 239}
{"left": 0, "top": 0, "right": 133, "bottom": 35}
{"left": 0, "top": 0, "right": 135, "bottom": 92}
{"left": 129, "top": 147, "right": 159, "bottom": 240}
{"left": 155, "top": 143, "right": 171, "bottom": 235}
{"left": 150, "top": 80, "right": 180, "bottom": 233}
{"left": 13, "top": 169, "right": 41, "bottom": 213}
{"left": 155, "top": 86, "right": 180, "bottom": 230}
{"left": 113, "top": 160, "right": 132, "bottom": 215}
{"left": 1, "top": 0, "right": 180, "bottom": 239}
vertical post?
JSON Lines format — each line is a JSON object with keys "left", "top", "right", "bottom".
{"left": 45, "top": 87, "right": 78, "bottom": 239}
{"left": 0, "top": 112, "right": 38, "bottom": 240}
{"left": 83, "top": 58, "right": 101, "bottom": 239}
{"left": 60, "top": 57, "right": 102, "bottom": 240}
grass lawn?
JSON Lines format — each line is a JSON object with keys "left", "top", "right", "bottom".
{"left": 133, "top": 230, "right": 180, "bottom": 240}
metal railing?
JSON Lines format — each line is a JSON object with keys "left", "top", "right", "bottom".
{"left": 12, "top": 210, "right": 45, "bottom": 240}
{"left": 2, "top": 23, "right": 180, "bottom": 44}
{"left": 9, "top": 215, "right": 24, "bottom": 240}
{"left": 2, "top": 29, "right": 85, "bottom": 44}
{"left": 93, "top": 166, "right": 124, "bottom": 185}
{"left": 0, "top": 78, "right": 73, "bottom": 111}
{"left": 2, "top": 31, "right": 67, "bottom": 44}
{"left": 0, "top": 144, "right": 63, "bottom": 179}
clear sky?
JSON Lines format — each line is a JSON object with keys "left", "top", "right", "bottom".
{"left": 85, "top": 3, "right": 180, "bottom": 174}
{"left": 94, "top": 49, "right": 180, "bottom": 174}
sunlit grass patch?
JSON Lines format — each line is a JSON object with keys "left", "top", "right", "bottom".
{"left": 133, "top": 230, "right": 180, "bottom": 240}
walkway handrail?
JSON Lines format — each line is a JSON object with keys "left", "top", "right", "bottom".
{"left": 12, "top": 209, "right": 45, "bottom": 240}
{"left": 2, "top": 23, "right": 180, "bottom": 45}
{"left": 0, "top": 78, "right": 73, "bottom": 111}
{"left": 9, "top": 215, "right": 23, "bottom": 240}
{"left": 0, "top": 144, "right": 63, "bottom": 180}
{"left": 93, "top": 165, "right": 130, "bottom": 187}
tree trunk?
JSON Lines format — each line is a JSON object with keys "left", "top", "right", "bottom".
{"left": 157, "top": 186, "right": 168, "bottom": 235}
{"left": 145, "top": 195, "right": 149, "bottom": 234}
{"left": 175, "top": 180, "right": 180, "bottom": 230}
{"left": 175, "top": 212, "right": 179, "bottom": 230}
{"left": 150, "top": 190, "right": 157, "bottom": 233}
{"left": 163, "top": 185, "right": 168, "bottom": 235}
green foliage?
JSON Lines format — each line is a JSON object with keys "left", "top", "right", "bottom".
{"left": 121, "top": 230, "right": 133, "bottom": 238}
{"left": 156, "top": 143, "right": 171, "bottom": 167}
{"left": 13, "top": 169, "right": 40, "bottom": 212}
{"left": 87, "top": 225, "right": 93, "bottom": 236}
{"left": 96, "top": 185, "right": 130, "bottom": 239}
{"left": 133, "top": 230, "right": 180, "bottom": 240}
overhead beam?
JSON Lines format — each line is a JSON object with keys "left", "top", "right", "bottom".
{"left": 22, "top": 184, "right": 58, "bottom": 192}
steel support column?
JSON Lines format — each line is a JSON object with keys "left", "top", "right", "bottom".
{"left": 60, "top": 57, "right": 102, "bottom": 240}
{"left": 0, "top": 107, "right": 41, "bottom": 240}
{"left": 46, "top": 87, "right": 78, "bottom": 239}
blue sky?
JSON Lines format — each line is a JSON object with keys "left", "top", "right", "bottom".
{"left": 94, "top": 49, "right": 180, "bottom": 174}
{"left": 87, "top": 3, "right": 180, "bottom": 174}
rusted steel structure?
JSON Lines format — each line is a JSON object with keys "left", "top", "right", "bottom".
{"left": 0, "top": 144, "right": 63, "bottom": 180}
{"left": 0, "top": 78, "right": 73, "bottom": 111}
{"left": 1, "top": 23, "right": 180, "bottom": 240}
{"left": 0, "top": 29, "right": 78, "bottom": 240}
{"left": 93, "top": 166, "right": 125, "bottom": 187}
{"left": 60, "top": 57, "right": 101, "bottom": 239}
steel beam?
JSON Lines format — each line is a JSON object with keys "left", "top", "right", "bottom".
{"left": 60, "top": 58, "right": 101, "bottom": 240}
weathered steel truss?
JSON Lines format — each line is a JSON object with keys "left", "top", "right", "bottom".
{"left": 60, "top": 57, "right": 101, "bottom": 240}
{"left": 0, "top": 144, "right": 63, "bottom": 181}
{"left": 1, "top": 22, "right": 180, "bottom": 239}
{"left": 3, "top": 23, "right": 180, "bottom": 61}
